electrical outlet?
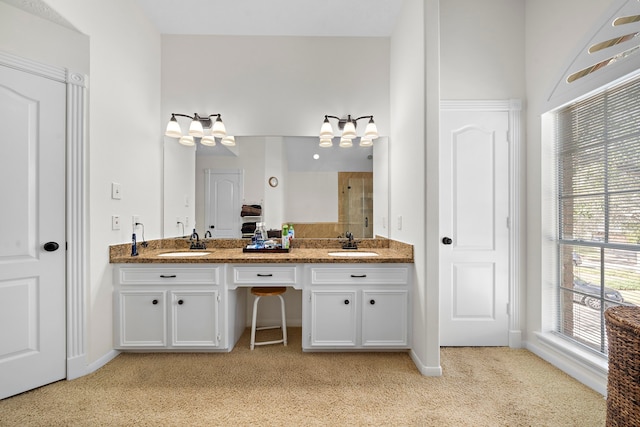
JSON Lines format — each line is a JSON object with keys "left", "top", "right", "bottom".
{"left": 397, "top": 215, "right": 402, "bottom": 230}
{"left": 185, "top": 216, "right": 189, "bottom": 228}
{"left": 382, "top": 216, "right": 387, "bottom": 229}
{"left": 132, "top": 215, "right": 140, "bottom": 230}
{"left": 112, "top": 215, "right": 121, "bottom": 230}
{"left": 176, "top": 216, "right": 181, "bottom": 225}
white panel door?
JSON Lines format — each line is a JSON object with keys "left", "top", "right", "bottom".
{"left": 439, "top": 110, "right": 509, "bottom": 346}
{"left": 0, "top": 65, "right": 66, "bottom": 399}
{"left": 204, "top": 170, "right": 242, "bottom": 238}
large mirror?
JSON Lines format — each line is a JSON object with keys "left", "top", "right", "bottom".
{"left": 163, "top": 136, "right": 389, "bottom": 239}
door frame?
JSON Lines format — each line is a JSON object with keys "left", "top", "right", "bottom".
{"left": 0, "top": 51, "right": 89, "bottom": 379}
{"left": 440, "top": 99, "right": 522, "bottom": 348}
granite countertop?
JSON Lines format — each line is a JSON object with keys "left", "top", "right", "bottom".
{"left": 109, "top": 238, "right": 413, "bottom": 264}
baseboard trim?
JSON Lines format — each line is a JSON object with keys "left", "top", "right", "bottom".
{"left": 526, "top": 333, "right": 607, "bottom": 396}
{"left": 409, "top": 349, "right": 442, "bottom": 376}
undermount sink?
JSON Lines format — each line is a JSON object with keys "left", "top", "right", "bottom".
{"left": 327, "top": 251, "right": 379, "bottom": 257}
{"left": 158, "top": 252, "right": 211, "bottom": 257}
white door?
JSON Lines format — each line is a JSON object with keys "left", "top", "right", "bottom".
{"left": 0, "top": 65, "right": 66, "bottom": 399}
{"left": 204, "top": 170, "right": 242, "bottom": 238}
{"left": 439, "top": 109, "right": 509, "bottom": 346}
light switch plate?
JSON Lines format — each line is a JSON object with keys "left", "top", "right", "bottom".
{"left": 111, "top": 182, "right": 122, "bottom": 200}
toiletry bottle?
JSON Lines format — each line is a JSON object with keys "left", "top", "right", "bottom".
{"left": 131, "top": 233, "right": 138, "bottom": 256}
{"left": 288, "top": 223, "right": 294, "bottom": 243}
{"left": 255, "top": 222, "right": 264, "bottom": 248}
{"left": 282, "top": 224, "right": 289, "bottom": 249}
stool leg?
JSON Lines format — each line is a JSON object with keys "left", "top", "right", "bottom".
{"left": 278, "top": 294, "right": 287, "bottom": 346}
{"left": 250, "top": 295, "right": 261, "bottom": 350}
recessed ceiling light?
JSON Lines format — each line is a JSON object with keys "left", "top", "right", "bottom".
{"left": 313, "top": 154, "right": 320, "bottom": 160}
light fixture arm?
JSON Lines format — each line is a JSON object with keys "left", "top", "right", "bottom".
{"left": 323, "top": 114, "right": 374, "bottom": 130}
{"left": 170, "top": 113, "right": 222, "bottom": 129}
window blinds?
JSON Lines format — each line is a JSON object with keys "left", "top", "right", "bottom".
{"left": 557, "top": 76, "right": 640, "bottom": 247}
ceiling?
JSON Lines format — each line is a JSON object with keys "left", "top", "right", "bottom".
{"left": 133, "top": 0, "right": 405, "bottom": 37}
{"left": 1, "top": 0, "right": 404, "bottom": 37}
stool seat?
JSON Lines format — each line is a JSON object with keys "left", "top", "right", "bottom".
{"left": 251, "top": 287, "right": 287, "bottom": 297}
{"left": 250, "top": 286, "right": 288, "bottom": 350}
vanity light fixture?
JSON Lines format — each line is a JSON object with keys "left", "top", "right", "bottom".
{"left": 165, "top": 113, "right": 233, "bottom": 147}
{"left": 319, "top": 114, "right": 379, "bottom": 147}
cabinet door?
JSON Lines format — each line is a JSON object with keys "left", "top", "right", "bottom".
{"left": 171, "top": 290, "right": 219, "bottom": 347}
{"left": 361, "top": 290, "right": 408, "bottom": 347}
{"left": 310, "top": 290, "right": 357, "bottom": 347}
{"left": 118, "top": 291, "right": 166, "bottom": 347}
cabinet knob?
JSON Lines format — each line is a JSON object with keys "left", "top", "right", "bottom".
{"left": 178, "top": 299, "right": 184, "bottom": 305}
{"left": 370, "top": 299, "right": 376, "bottom": 305}
{"left": 152, "top": 299, "right": 158, "bottom": 305}
{"left": 344, "top": 300, "right": 350, "bottom": 305}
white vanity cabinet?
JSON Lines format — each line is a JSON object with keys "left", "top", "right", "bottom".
{"left": 303, "top": 264, "right": 411, "bottom": 350}
{"left": 114, "top": 265, "right": 227, "bottom": 350}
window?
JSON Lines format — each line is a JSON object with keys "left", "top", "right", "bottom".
{"left": 555, "top": 75, "right": 640, "bottom": 355}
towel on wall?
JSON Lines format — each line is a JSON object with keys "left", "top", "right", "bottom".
{"left": 241, "top": 204, "right": 262, "bottom": 217}
{"left": 241, "top": 222, "right": 257, "bottom": 234}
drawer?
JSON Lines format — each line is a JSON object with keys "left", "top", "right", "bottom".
{"left": 118, "top": 266, "right": 220, "bottom": 285}
{"left": 232, "top": 265, "right": 298, "bottom": 285}
{"left": 311, "top": 266, "right": 409, "bottom": 285}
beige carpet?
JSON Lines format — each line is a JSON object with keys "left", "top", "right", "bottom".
{"left": 0, "top": 328, "right": 605, "bottom": 426}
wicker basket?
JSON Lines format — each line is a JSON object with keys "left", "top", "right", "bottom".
{"left": 604, "top": 306, "right": 640, "bottom": 427}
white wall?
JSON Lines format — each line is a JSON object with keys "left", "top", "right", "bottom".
{"left": 440, "top": 0, "right": 525, "bottom": 100}
{"left": 525, "top": 0, "right": 614, "bottom": 393}
{"left": 43, "top": 0, "right": 162, "bottom": 365}
{"left": 390, "top": 0, "right": 433, "bottom": 373}
{"left": 161, "top": 35, "right": 390, "bottom": 138}
{"left": 0, "top": 2, "right": 88, "bottom": 74}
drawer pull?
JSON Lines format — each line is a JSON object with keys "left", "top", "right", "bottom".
{"left": 257, "top": 273, "right": 273, "bottom": 277}
{"left": 160, "top": 274, "right": 177, "bottom": 278}
{"left": 152, "top": 299, "right": 158, "bottom": 305}
{"left": 350, "top": 274, "right": 367, "bottom": 278}
{"left": 178, "top": 299, "right": 184, "bottom": 305}
{"left": 344, "top": 299, "right": 350, "bottom": 305}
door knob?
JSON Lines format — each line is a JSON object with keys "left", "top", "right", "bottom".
{"left": 44, "top": 241, "right": 60, "bottom": 252}
{"left": 442, "top": 237, "right": 453, "bottom": 245}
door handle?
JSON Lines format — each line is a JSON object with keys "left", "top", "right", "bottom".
{"left": 44, "top": 241, "right": 60, "bottom": 252}
{"left": 442, "top": 237, "right": 453, "bottom": 245}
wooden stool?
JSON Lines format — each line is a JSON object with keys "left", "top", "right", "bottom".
{"left": 250, "top": 287, "right": 288, "bottom": 350}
